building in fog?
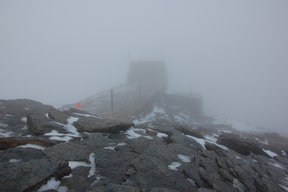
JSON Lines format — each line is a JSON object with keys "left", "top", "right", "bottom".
{"left": 127, "top": 60, "right": 168, "bottom": 88}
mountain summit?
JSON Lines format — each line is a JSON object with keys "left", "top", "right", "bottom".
{"left": 0, "top": 62, "right": 288, "bottom": 191}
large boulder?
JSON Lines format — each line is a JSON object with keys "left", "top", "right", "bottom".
{"left": 0, "top": 99, "right": 69, "bottom": 137}
{"left": 0, "top": 137, "right": 57, "bottom": 150}
{"left": 73, "top": 117, "right": 134, "bottom": 133}
{"left": 43, "top": 142, "right": 91, "bottom": 162}
{"left": 217, "top": 133, "right": 270, "bottom": 157}
{"left": 0, "top": 158, "right": 71, "bottom": 192}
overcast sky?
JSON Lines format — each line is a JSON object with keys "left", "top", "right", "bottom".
{"left": 1, "top": 1, "right": 288, "bottom": 133}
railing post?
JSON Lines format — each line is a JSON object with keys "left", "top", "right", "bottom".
{"left": 111, "top": 89, "right": 114, "bottom": 118}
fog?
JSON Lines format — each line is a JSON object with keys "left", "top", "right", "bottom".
{"left": 1, "top": 1, "right": 288, "bottom": 133}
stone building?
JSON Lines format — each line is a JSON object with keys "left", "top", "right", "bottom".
{"left": 127, "top": 60, "right": 168, "bottom": 89}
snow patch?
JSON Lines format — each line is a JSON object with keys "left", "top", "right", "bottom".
{"left": 133, "top": 105, "right": 165, "bottom": 125}
{"left": 157, "top": 132, "right": 168, "bottom": 138}
{"left": 68, "top": 161, "right": 90, "bottom": 169}
{"left": 233, "top": 178, "right": 245, "bottom": 192}
{"left": 204, "top": 135, "right": 218, "bottom": 143}
{"left": 279, "top": 184, "right": 288, "bottom": 191}
{"left": 186, "top": 134, "right": 228, "bottom": 150}
{"left": 269, "top": 161, "right": 285, "bottom": 169}
{"left": 9, "top": 159, "right": 21, "bottom": 163}
{"left": 185, "top": 135, "right": 206, "bottom": 148}
{"left": 263, "top": 149, "right": 278, "bottom": 157}
{"left": 88, "top": 152, "right": 96, "bottom": 177}
{"left": 45, "top": 117, "right": 81, "bottom": 141}
{"left": 168, "top": 162, "right": 181, "bottom": 171}
{"left": 281, "top": 150, "right": 287, "bottom": 156}
{"left": 37, "top": 177, "right": 67, "bottom": 192}
{"left": 0, "top": 128, "right": 13, "bottom": 137}
{"left": 117, "top": 143, "right": 126, "bottom": 146}
{"left": 48, "top": 136, "right": 73, "bottom": 142}
{"left": 5, "top": 114, "right": 13, "bottom": 117}
{"left": 73, "top": 112, "right": 102, "bottom": 119}
{"left": 68, "top": 152, "right": 96, "bottom": 178}
{"left": 21, "top": 117, "right": 27, "bottom": 122}
{"left": 177, "top": 154, "right": 191, "bottom": 163}
{"left": 45, "top": 113, "right": 49, "bottom": 118}
{"left": 255, "top": 137, "right": 268, "bottom": 145}
{"left": 16, "top": 144, "right": 45, "bottom": 150}
{"left": 104, "top": 146, "right": 115, "bottom": 150}
{"left": 124, "top": 127, "right": 153, "bottom": 139}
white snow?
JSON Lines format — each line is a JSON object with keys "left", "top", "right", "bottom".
{"left": 68, "top": 161, "right": 90, "bottom": 169}
{"left": 204, "top": 135, "right": 218, "bottom": 143}
{"left": 235, "top": 155, "right": 250, "bottom": 164}
{"left": 0, "top": 128, "right": 13, "bottom": 137}
{"left": 185, "top": 134, "right": 206, "bottom": 148}
{"left": 263, "top": 149, "right": 278, "bottom": 157}
{"left": 37, "top": 177, "right": 67, "bottom": 192}
{"left": 22, "top": 126, "right": 28, "bottom": 131}
{"left": 157, "top": 132, "right": 168, "bottom": 138}
{"left": 104, "top": 146, "right": 115, "bottom": 150}
{"left": 16, "top": 144, "right": 45, "bottom": 150}
{"left": 45, "top": 113, "right": 49, "bottom": 118}
{"left": 168, "top": 162, "right": 182, "bottom": 171}
{"left": 65, "top": 117, "right": 81, "bottom": 137}
{"left": 255, "top": 137, "right": 268, "bottom": 145}
{"left": 177, "top": 154, "right": 191, "bottom": 163}
{"left": 207, "top": 141, "right": 229, "bottom": 150}
{"left": 45, "top": 116, "right": 81, "bottom": 142}
{"left": 279, "top": 184, "right": 288, "bottom": 191}
{"left": 133, "top": 105, "right": 166, "bottom": 125}
{"left": 281, "top": 150, "right": 287, "bottom": 156}
{"left": 269, "top": 162, "right": 285, "bottom": 169}
{"left": 219, "top": 130, "right": 232, "bottom": 133}
{"left": 68, "top": 152, "right": 96, "bottom": 178}
{"left": 124, "top": 127, "right": 153, "bottom": 139}
{"left": 21, "top": 117, "right": 27, "bottom": 122}
{"left": 88, "top": 152, "right": 96, "bottom": 177}
{"left": 186, "top": 134, "right": 228, "bottom": 150}
{"left": 63, "top": 174, "right": 72, "bottom": 179}
{"left": 73, "top": 112, "right": 102, "bottom": 119}
{"left": 48, "top": 136, "right": 73, "bottom": 142}
{"left": 104, "top": 143, "right": 126, "bottom": 150}
{"left": 44, "top": 130, "right": 74, "bottom": 142}
{"left": 233, "top": 178, "right": 245, "bottom": 192}
{"left": 235, "top": 155, "right": 243, "bottom": 160}
{"left": 9, "top": 159, "right": 21, "bottom": 163}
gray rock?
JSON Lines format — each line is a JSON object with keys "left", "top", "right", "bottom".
{"left": 88, "top": 183, "right": 140, "bottom": 192}
{"left": 0, "top": 137, "right": 57, "bottom": 150}
{"left": 73, "top": 117, "right": 134, "bottom": 133}
{"left": 127, "top": 144, "right": 198, "bottom": 191}
{"left": 0, "top": 147, "right": 45, "bottom": 163}
{"left": 146, "top": 187, "right": 180, "bottom": 192}
{"left": 43, "top": 142, "right": 91, "bottom": 162}
{"left": 174, "top": 125, "right": 205, "bottom": 139}
{"left": 170, "top": 132, "right": 203, "bottom": 150}
{"left": 217, "top": 133, "right": 270, "bottom": 157}
{"left": 0, "top": 158, "right": 70, "bottom": 192}
{"left": 27, "top": 114, "right": 65, "bottom": 135}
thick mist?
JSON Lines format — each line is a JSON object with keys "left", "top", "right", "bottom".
{"left": 1, "top": 1, "right": 288, "bottom": 133}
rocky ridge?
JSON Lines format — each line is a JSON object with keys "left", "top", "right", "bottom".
{"left": 1, "top": 99, "right": 288, "bottom": 192}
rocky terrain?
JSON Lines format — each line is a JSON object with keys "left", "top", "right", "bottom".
{"left": 1, "top": 98, "right": 288, "bottom": 192}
